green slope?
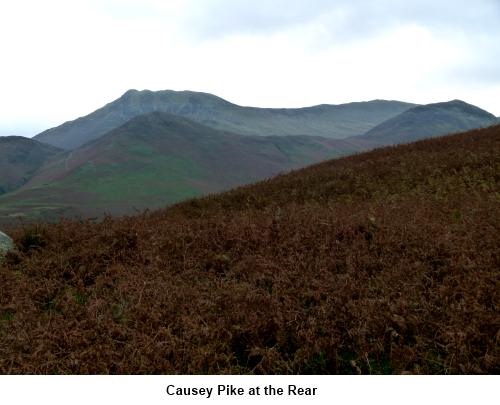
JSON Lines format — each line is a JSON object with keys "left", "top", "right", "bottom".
{"left": 0, "top": 112, "right": 354, "bottom": 224}
{"left": 34, "top": 89, "right": 415, "bottom": 149}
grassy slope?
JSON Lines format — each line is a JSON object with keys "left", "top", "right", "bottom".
{"left": 0, "top": 113, "right": 352, "bottom": 224}
{"left": 0, "top": 125, "right": 498, "bottom": 374}
{"left": 34, "top": 89, "right": 415, "bottom": 149}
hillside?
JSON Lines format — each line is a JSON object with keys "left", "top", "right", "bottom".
{"left": 0, "top": 136, "right": 62, "bottom": 195}
{"left": 0, "top": 112, "right": 355, "bottom": 224}
{"left": 34, "top": 89, "right": 415, "bottom": 149}
{"left": 3, "top": 98, "right": 496, "bottom": 224}
{"left": 359, "top": 100, "right": 497, "bottom": 145}
{"left": 1, "top": 125, "right": 498, "bottom": 374}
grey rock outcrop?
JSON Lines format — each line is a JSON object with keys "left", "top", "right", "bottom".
{"left": 0, "top": 231, "right": 14, "bottom": 259}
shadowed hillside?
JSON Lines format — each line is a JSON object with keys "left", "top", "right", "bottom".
{"left": 0, "top": 136, "right": 62, "bottom": 195}
{"left": 1, "top": 125, "right": 498, "bottom": 374}
{"left": 34, "top": 89, "right": 415, "bottom": 149}
{"left": 359, "top": 100, "right": 497, "bottom": 145}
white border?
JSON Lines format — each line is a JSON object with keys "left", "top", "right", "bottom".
{"left": 0, "top": 375, "right": 498, "bottom": 405}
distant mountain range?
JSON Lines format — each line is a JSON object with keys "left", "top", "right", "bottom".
{"left": 0, "top": 90, "right": 497, "bottom": 225}
{"left": 34, "top": 89, "right": 416, "bottom": 150}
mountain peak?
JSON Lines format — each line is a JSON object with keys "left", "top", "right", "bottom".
{"left": 361, "top": 99, "right": 497, "bottom": 144}
{"left": 119, "top": 88, "right": 140, "bottom": 98}
{"left": 413, "top": 99, "right": 497, "bottom": 120}
{"left": 34, "top": 91, "right": 415, "bottom": 150}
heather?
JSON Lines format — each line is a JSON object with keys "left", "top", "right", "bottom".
{"left": 0, "top": 126, "right": 498, "bottom": 374}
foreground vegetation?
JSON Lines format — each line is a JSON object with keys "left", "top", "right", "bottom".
{"left": 1, "top": 126, "right": 498, "bottom": 374}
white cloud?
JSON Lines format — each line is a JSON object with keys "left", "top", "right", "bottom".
{"left": 0, "top": 0, "right": 498, "bottom": 136}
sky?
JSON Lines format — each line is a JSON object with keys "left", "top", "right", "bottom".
{"left": 0, "top": 0, "right": 499, "bottom": 137}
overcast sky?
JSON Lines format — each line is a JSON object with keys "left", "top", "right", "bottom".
{"left": 1, "top": 0, "right": 499, "bottom": 137}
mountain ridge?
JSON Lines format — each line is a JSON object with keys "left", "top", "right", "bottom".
{"left": 34, "top": 89, "right": 416, "bottom": 149}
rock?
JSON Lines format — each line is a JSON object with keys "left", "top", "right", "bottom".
{"left": 0, "top": 231, "right": 14, "bottom": 258}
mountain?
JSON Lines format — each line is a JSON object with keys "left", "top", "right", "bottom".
{"left": 358, "top": 100, "right": 497, "bottom": 145}
{"left": 0, "top": 136, "right": 62, "bottom": 195}
{"left": 34, "top": 89, "right": 415, "bottom": 149}
{"left": 0, "top": 112, "right": 356, "bottom": 224}
{"left": 4, "top": 98, "right": 496, "bottom": 224}
{"left": 1, "top": 124, "right": 498, "bottom": 374}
